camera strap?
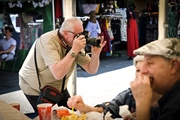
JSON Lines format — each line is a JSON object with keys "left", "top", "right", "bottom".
{"left": 57, "top": 29, "right": 68, "bottom": 49}
{"left": 34, "top": 40, "right": 68, "bottom": 92}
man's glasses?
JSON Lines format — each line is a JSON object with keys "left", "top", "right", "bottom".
{"left": 67, "top": 31, "right": 77, "bottom": 35}
{"left": 67, "top": 30, "right": 83, "bottom": 37}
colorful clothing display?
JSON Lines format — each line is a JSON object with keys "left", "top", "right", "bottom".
{"left": 138, "top": 13, "right": 158, "bottom": 46}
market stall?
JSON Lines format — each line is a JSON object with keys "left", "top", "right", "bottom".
{"left": 0, "top": 0, "right": 54, "bottom": 71}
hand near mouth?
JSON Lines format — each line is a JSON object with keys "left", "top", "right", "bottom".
{"left": 130, "top": 73, "right": 153, "bottom": 120}
{"left": 130, "top": 73, "right": 153, "bottom": 105}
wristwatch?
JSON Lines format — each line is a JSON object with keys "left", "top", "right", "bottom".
{"left": 69, "top": 51, "right": 77, "bottom": 58}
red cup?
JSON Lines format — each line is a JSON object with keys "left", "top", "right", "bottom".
{"left": 37, "top": 103, "right": 52, "bottom": 120}
{"left": 9, "top": 103, "right": 20, "bottom": 111}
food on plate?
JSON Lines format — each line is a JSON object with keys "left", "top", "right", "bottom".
{"left": 56, "top": 109, "right": 87, "bottom": 120}
{"left": 61, "top": 113, "right": 86, "bottom": 120}
{"left": 57, "top": 109, "right": 71, "bottom": 118}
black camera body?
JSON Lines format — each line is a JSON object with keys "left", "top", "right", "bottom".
{"left": 77, "top": 31, "right": 101, "bottom": 47}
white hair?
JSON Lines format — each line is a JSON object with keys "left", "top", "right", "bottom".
{"left": 60, "top": 17, "right": 83, "bottom": 32}
{"left": 133, "top": 55, "right": 144, "bottom": 66}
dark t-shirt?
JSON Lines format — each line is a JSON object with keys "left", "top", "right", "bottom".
{"left": 157, "top": 80, "right": 180, "bottom": 120}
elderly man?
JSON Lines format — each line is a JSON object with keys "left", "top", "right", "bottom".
{"left": 130, "top": 38, "right": 180, "bottom": 120}
{"left": 19, "top": 17, "right": 106, "bottom": 113}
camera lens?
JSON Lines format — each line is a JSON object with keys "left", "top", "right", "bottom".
{"left": 86, "top": 38, "right": 101, "bottom": 47}
{"left": 77, "top": 30, "right": 101, "bottom": 47}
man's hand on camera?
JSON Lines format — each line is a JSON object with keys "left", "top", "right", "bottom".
{"left": 72, "top": 35, "right": 86, "bottom": 54}
{"left": 91, "top": 36, "right": 106, "bottom": 55}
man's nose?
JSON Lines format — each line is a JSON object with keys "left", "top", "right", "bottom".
{"left": 140, "top": 64, "right": 148, "bottom": 74}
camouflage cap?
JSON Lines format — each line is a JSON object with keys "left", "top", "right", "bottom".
{"left": 133, "top": 38, "right": 180, "bottom": 61}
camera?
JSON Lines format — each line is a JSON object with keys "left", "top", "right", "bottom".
{"left": 77, "top": 30, "right": 101, "bottom": 47}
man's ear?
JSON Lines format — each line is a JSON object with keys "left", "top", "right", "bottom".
{"left": 170, "top": 60, "right": 180, "bottom": 74}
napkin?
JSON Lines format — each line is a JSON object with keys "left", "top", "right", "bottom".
{"left": 103, "top": 105, "right": 133, "bottom": 120}
{"left": 119, "top": 105, "right": 135, "bottom": 120}
{"left": 86, "top": 112, "right": 103, "bottom": 120}
{"left": 119, "top": 105, "right": 131, "bottom": 118}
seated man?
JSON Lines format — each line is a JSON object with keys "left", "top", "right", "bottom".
{"left": 131, "top": 38, "right": 180, "bottom": 120}
{"left": 0, "top": 26, "right": 16, "bottom": 66}
{"left": 67, "top": 55, "right": 161, "bottom": 120}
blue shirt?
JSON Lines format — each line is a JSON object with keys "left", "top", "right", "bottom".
{"left": 85, "top": 20, "right": 101, "bottom": 38}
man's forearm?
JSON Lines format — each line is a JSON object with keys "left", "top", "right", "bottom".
{"left": 49, "top": 52, "right": 76, "bottom": 80}
{"left": 135, "top": 102, "right": 151, "bottom": 120}
{"left": 0, "top": 49, "right": 11, "bottom": 54}
{"left": 83, "top": 104, "right": 103, "bottom": 113}
{"left": 88, "top": 54, "right": 100, "bottom": 74}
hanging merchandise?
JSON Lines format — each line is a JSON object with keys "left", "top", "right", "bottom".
{"left": 111, "top": 17, "right": 122, "bottom": 51}
{"left": 99, "top": 18, "right": 111, "bottom": 54}
{"left": 146, "top": 16, "right": 158, "bottom": 43}
{"left": 22, "top": 12, "right": 33, "bottom": 23}
{"left": 120, "top": 18, "right": 127, "bottom": 42}
{"left": 127, "top": 3, "right": 139, "bottom": 59}
{"left": 115, "top": 8, "right": 127, "bottom": 42}
{"left": 82, "top": 4, "right": 98, "bottom": 15}
{"left": 167, "top": 2, "right": 178, "bottom": 38}
{"left": 55, "top": 0, "right": 62, "bottom": 19}
{"left": 106, "top": 18, "right": 114, "bottom": 41}
{"left": 100, "top": 1, "right": 115, "bottom": 14}
{"left": 138, "top": 11, "right": 158, "bottom": 46}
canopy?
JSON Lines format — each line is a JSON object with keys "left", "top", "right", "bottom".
{"left": 0, "top": 0, "right": 53, "bottom": 33}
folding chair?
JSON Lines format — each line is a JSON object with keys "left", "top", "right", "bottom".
{"left": 1, "top": 48, "right": 19, "bottom": 73}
